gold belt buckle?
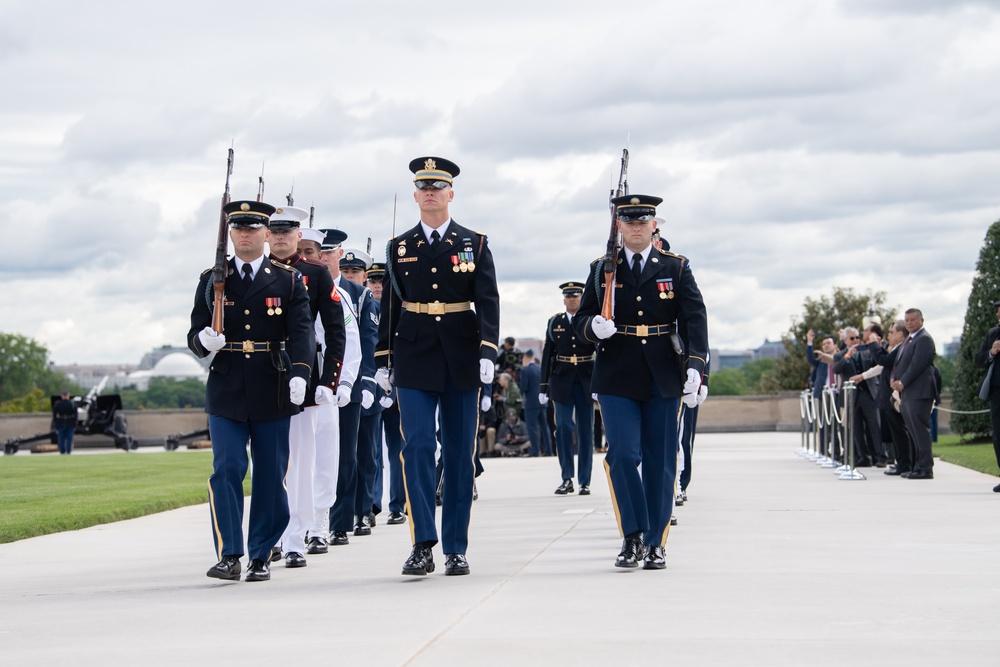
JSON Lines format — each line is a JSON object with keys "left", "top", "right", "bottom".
{"left": 635, "top": 325, "right": 649, "bottom": 337}
{"left": 427, "top": 302, "right": 446, "bottom": 315}
{"left": 569, "top": 355, "right": 578, "bottom": 364}
{"left": 242, "top": 340, "right": 255, "bottom": 354}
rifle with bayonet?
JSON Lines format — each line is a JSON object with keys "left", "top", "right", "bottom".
{"left": 211, "top": 147, "right": 235, "bottom": 334}
{"left": 601, "top": 148, "right": 629, "bottom": 320}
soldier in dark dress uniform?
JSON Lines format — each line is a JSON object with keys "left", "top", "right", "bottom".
{"left": 375, "top": 156, "right": 500, "bottom": 577}
{"left": 267, "top": 205, "right": 346, "bottom": 568}
{"left": 574, "top": 194, "right": 708, "bottom": 570}
{"left": 540, "top": 281, "right": 596, "bottom": 495}
{"left": 188, "top": 200, "right": 315, "bottom": 582}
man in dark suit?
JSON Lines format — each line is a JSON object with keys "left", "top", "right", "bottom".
{"left": 268, "top": 205, "right": 346, "bottom": 569}
{"left": 375, "top": 156, "right": 500, "bottom": 577}
{"left": 574, "top": 194, "right": 708, "bottom": 570}
{"left": 833, "top": 326, "right": 884, "bottom": 467}
{"left": 519, "top": 349, "right": 552, "bottom": 457}
{"left": 540, "top": 281, "right": 596, "bottom": 495}
{"left": 891, "top": 308, "right": 937, "bottom": 480}
{"left": 868, "top": 320, "right": 913, "bottom": 475}
{"left": 188, "top": 199, "right": 315, "bottom": 582}
{"left": 974, "top": 299, "right": 1000, "bottom": 492}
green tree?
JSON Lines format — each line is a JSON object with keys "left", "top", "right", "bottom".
{"left": 951, "top": 219, "right": 1000, "bottom": 440}
{"left": 0, "top": 332, "right": 80, "bottom": 406}
{"left": 757, "top": 287, "right": 896, "bottom": 393}
{"left": 710, "top": 367, "right": 749, "bottom": 396}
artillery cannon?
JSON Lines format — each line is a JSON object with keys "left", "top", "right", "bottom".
{"left": 3, "top": 377, "right": 136, "bottom": 455}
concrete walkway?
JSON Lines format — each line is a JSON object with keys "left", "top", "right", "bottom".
{"left": 1, "top": 432, "right": 998, "bottom": 666}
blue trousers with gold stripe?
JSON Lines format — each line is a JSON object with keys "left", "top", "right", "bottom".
{"left": 598, "top": 393, "right": 679, "bottom": 548}
{"left": 207, "top": 415, "right": 290, "bottom": 562}
{"left": 554, "top": 382, "right": 594, "bottom": 485}
{"left": 397, "top": 379, "right": 478, "bottom": 555}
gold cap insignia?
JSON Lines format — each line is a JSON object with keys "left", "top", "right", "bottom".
{"left": 346, "top": 253, "right": 354, "bottom": 260}
{"left": 241, "top": 203, "right": 251, "bottom": 211}
{"left": 275, "top": 207, "right": 283, "bottom": 214}
{"left": 630, "top": 197, "right": 640, "bottom": 205}
{"left": 424, "top": 158, "right": 437, "bottom": 170}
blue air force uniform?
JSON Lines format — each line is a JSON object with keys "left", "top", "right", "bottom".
{"left": 376, "top": 158, "right": 500, "bottom": 562}
{"left": 188, "top": 200, "right": 315, "bottom": 568}
{"left": 574, "top": 194, "right": 708, "bottom": 564}
{"left": 541, "top": 281, "right": 596, "bottom": 489}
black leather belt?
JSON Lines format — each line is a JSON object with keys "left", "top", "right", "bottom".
{"left": 555, "top": 354, "right": 595, "bottom": 364}
{"left": 221, "top": 341, "right": 286, "bottom": 353}
{"left": 615, "top": 324, "right": 675, "bottom": 337}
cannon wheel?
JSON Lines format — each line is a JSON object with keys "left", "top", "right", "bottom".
{"left": 112, "top": 413, "right": 136, "bottom": 451}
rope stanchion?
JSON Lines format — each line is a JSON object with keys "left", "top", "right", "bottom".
{"left": 933, "top": 406, "right": 990, "bottom": 415}
{"left": 838, "top": 381, "right": 865, "bottom": 480}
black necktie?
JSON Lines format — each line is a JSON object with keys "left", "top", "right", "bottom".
{"left": 242, "top": 263, "right": 253, "bottom": 288}
{"left": 430, "top": 229, "right": 440, "bottom": 248}
{"left": 631, "top": 253, "right": 642, "bottom": 282}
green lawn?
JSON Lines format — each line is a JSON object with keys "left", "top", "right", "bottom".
{"left": 933, "top": 434, "right": 999, "bottom": 477}
{"left": 0, "top": 452, "right": 248, "bottom": 544}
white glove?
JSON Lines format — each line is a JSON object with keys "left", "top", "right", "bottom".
{"left": 198, "top": 326, "right": 226, "bottom": 352}
{"left": 591, "top": 315, "right": 616, "bottom": 340}
{"left": 696, "top": 384, "right": 708, "bottom": 406}
{"left": 681, "top": 369, "right": 700, "bottom": 409}
{"left": 481, "top": 396, "right": 492, "bottom": 412}
{"left": 379, "top": 395, "right": 394, "bottom": 409}
{"left": 479, "top": 358, "right": 494, "bottom": 384}
{"left": 315, "top": 385, "right": 335, "bottom": 405}
{"left": 592, "top": 393, "right": 599, "bottom": 401}
{"left": 289, "top": 377, "right": 307, "bottom": 406}
{"left": 335, "top": 384, "right": 352, "bottom": 407}
{"left": 683, "top": 369, "right": 701, "bottom": 394}
{"left": 539, "top": 394, "right": 549, "bottom": 406}
{"left": 375, "top": 368, "right": 393, "bottom": 392}
{"left": 361, "top": 389, "right": 375, "bottom": 409}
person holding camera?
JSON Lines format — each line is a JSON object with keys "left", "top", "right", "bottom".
{"left": 496, "top": 408, "right": 530, "bottom": 456}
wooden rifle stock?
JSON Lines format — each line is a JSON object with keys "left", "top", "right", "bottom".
{"left": 211, "top": 148, "right": 234, "bottom": 334}
{"left": 600, "top": 148, "right": 629, "bottom": 320}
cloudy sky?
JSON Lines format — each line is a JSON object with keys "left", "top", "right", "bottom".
{"left": 3, "top": 0, "right": 999, "bottom": 365}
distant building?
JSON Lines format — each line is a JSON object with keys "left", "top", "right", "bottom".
{"left": 53, "top": 363, "right": 137, "bottom": 390}
{"left": 943, "top": 336, "right": 960, "bottom": 360}
{"left": 709, "top": 339, "right": 786, "bottom": 373}
{"left": 140, "top": 345, "right": 211, "bottom": 370}
{"left": 126, "top": 353, "right": 208, "bottom": 390}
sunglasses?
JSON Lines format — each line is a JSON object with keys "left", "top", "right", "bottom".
{"left": 618, "top": 213, "right": 655, "bottom": 222}
{"left": 415, "top": 180, "right": 450, "bottom": 190}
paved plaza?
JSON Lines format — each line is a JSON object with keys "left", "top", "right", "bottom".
{"left": 1, "top": 432, "right": 998, "bottom": 666}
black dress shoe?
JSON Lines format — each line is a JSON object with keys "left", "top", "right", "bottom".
{"left": 993, "top": 482, "right": 1000, "bottom": 492}
{"left": 368, "top": 511, "right": 377, "bottom": 527}
{"left": 905, "top": 470, "right": 934, "bottom": 479}
{"left": 444, "top": 553, "right": 470, "bottom": 576}
{"left": 578, "top": 485, "right": 591, "bottom": 496}
{"left": 643, "top": 545, "right": 666, "bottom": 570}
{"left": 306, "top": 535, "right": 328, "bottom": 554}
{"left": 615, "top": 536, "right": 645, "bottom": 568}
{"left": 855, "top": 459, "right": 873, "bottom": 468}
{"left": 386, "top": 511, "right": 406, "bottom": 525}
{"left": 284, "top": 551, "right": 307, "bottom": 568}
{"left": 354, "top": 515, "right": 372, "bottom": 536}
{"left": 330, "top": 531, "right": 349, "bottom": 546}
{"left": 884, "top": 466, "right": 906, "bottom": 476}
{"left": 206, "top": 555, "right": 241, "bottom": 581}
{"left": 402, "top": 545, "right": 435, "bottom": 576}
{"left": 245, "top": 558, "right": 270, "bottom": 582}
{"left": 268, "top": 546, "right": 282, "bottom": 564}
{"left": 875, "top": 459, "right": 888, "bottom": 468}
{"left": 555, "top": 479, "right": 574, "bottom": 495}
{"left": 670, "top": 515, "right": 678, "bottom": 526}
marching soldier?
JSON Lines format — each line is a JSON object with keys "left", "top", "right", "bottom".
{"left": 540, "top": 281, "right": 596, "bottom": 495}
{"left": 375, "top": 156, "right": 500, "bottom": 576}
{"left": 574, "top": 194, "right": 708, "bottom": 570}
{"left": 267, "top": 205, "right": 346, "bottom": 568}
{"left": 188, "top": 200, "right": 315, "bottom": 582}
